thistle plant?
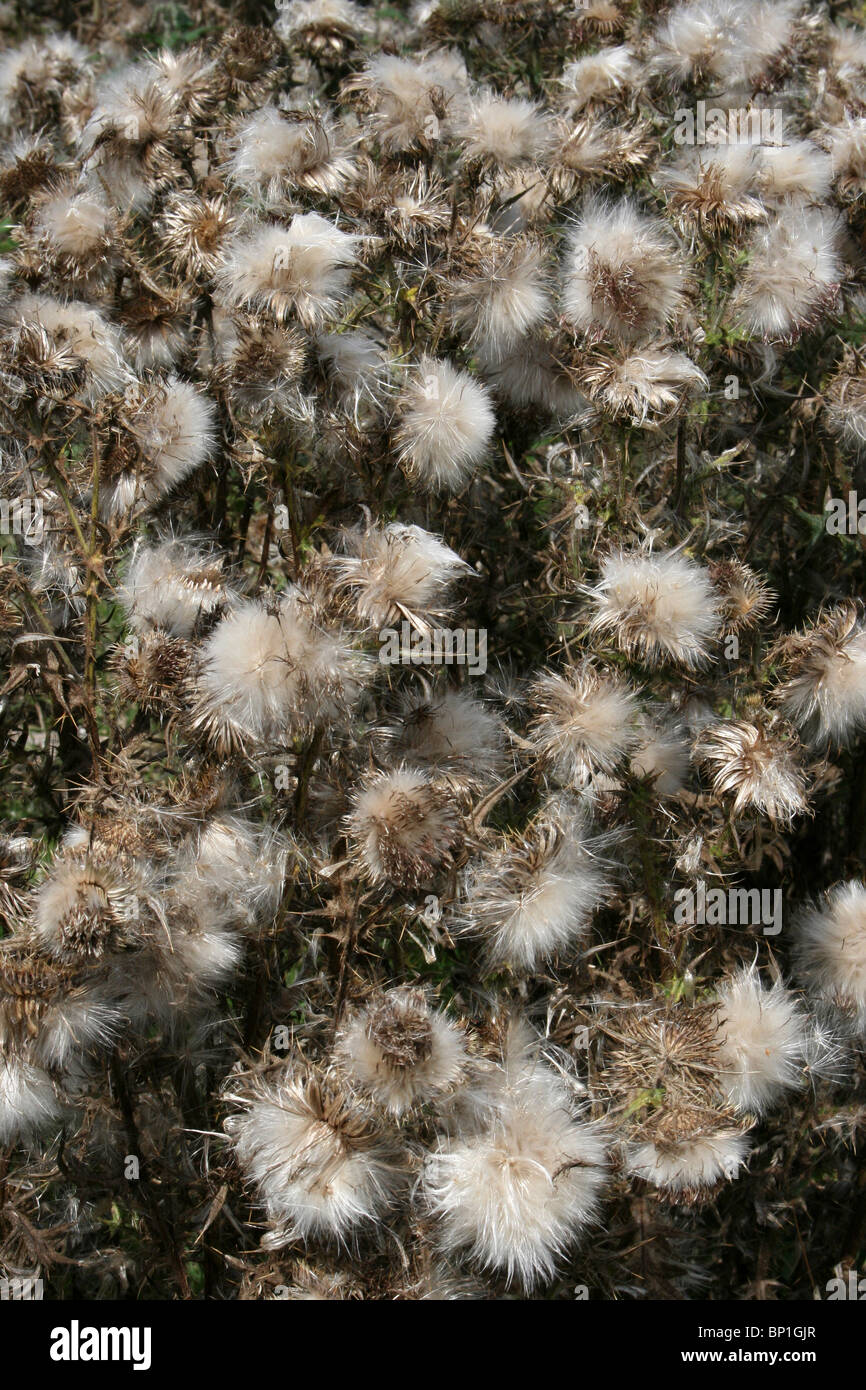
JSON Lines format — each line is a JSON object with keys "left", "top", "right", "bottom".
{"left": 0, "top": 0, "right": 866, "bottom": 1302}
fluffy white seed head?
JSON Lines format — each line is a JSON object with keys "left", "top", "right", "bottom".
{"left": 714, "top": 968, "right": 809, "bottom": 1113}
{"left": 216, "top": 214, "right": 359, "bottom": 327}
{"left": 32, "top": 186, "right": 113, "bottom": 265}
{"left": 651, "top": 0, "right": 799, "bottom": 89}
{"left": 824, "top": 115, "right": 866, "bottom": 195}
{"left": 0, "top": 1056, "right": 62, "bottom": 1145}
{"left": 757, "top": 141, "right": 833, "bottom": 206}
{"left": 335, "top": 987, "right": 467, "bottom": 1116}
{"left": 32, "top": 852, "right": 157, "bottom": 962}
{"left": 529, "top": 664, "right": 640, "bottom": 784}
{"left": 460, "top": 801, "right": 611, "bottom": 971}
{"left": 120, "top": 536, "right": 231, "bottom": 638}
{"left": 581, "top": 346, "right": 708, "bottom": 423}
{"left": 558, "top": 47, "right": 639, "bottom": 111}
{"left": 562, "top": 197, "right": 691, "bottom": 344}
{"left": 587, "top": 549, "right": 721, "bottom": 668}
{"left": 225, "top": 1065, "right": 400, "bottom": 1246}
{"left": 823, "top": 357, "right": 866, "bottom": 451}
{"left": 106, "top": 377, "right": 217, "bottom": 517}
{"left": 81, "top": 61, "right": 180, "bottom": 153}
{"left": 33, "top": 991, "right": 121, "bottom": 1072}
{"left": 462, "top": 94, "right": 552, "bottom": 167}
{"left": 0, "top": 36, "right": 87, "bottom": 128}
{"left": 828, "top": 22, "right": 866, "bottom": 83}
{"left": 730, "top": 207, "right": 843, "bottom": 342}
{"left": 776, "top": 604, "right": 866, "bottom": 745}
{"left": 10, "top": 294, "right": 129, "bottom": 400}
{"left": 345, "top": 766, "right": 463, "bottom": 889}
{"left": 393, "top": 358, "right": 496, "bottom": 492}
{"left": 698, "top": 720, "right": 808, "bottom": 824}
{"left": 630, "top": 711, "right": 691, "bottom": 794}
{"left": 276, "top": 0, "right": 371, "bottom": 45}
{"left": 423, "top": 1024, "right": 607, "bottom": 1287}
{"left": 193, "top": 591, "right": 368, "bottom": 749}
{"left": 174, "top": 815, "right": 289, "bottom": 933}
{"left": 628, "top": 1124, "right": 750, "bottom": 1195}
{"left": 447, "top": 235, "right": 551, "bottom": 353}
{"left": 351, "top": 51, "right": 469, "bottom": 152}
{"left": 166, "top": 913, "right": 244, "bottom": 994}
{"left": 795, "top": 881, "right": 866, "bottom": 1023}
{"left": 327, "top": 520, "right": 470, "bottom": 631}
{"left": 382, "top": 687, "right": 504, "bottom": 787}
{"left": 658, "top": 143, "right": 766, "bottom": 234}
{"left": 224, "top": 106, "right": 354, "bottom": 203}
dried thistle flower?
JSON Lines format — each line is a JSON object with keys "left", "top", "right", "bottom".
{"left": 0, "top": 836, "right": 35, "bottom": 928}
{"left": 225, "top": 1063, "right": 402, "bottom": 1246}
{"left": 422, "top": 1021, "right": 607, "bottom": 1288}
{"left": 114, "top": 628, "right": 195, "bottom": 716}
{"left": 0, "top": 134, "right": 63, "bottom": 213}
{"left": 158, "top": 191, "right": 236, "bottom": 281}
{"left": 586, "top": 548, "right": 721, "bottom": 668}
{"left": 627, "top": 1109, "right": 750, "bottom": 1203}
{"left": 558, "top": 46, "right": 639, "bottom": 112}
{"left": 345, "top": 766, "right": 464, "bottom": 889}
{"left": 393, "top": 357, "right": 496, "bottom": 493}
{"left": 345, "top": 50, "right": 469, "bottom": 153}
{"left": 728, "top": 206, "right": 843, "bottom": 344}
{"left": 217, "top": 316, "right": 309, "bottom": 421}
{"left": 709, "top": 559, "right": 776, "bottom": 636}
{"left": 379, "top": 686, "right": 504, "bottom": 789}
{"left": 335, "top": 986, "right": 467, "bottom": 1115}
{"left": 657, "top": 145, "right": 767, "bottom": 236}
{"left": 577, "top": 345, "right": 708, "bottom": 423}
{"left": 0, "top": 0, "right": 863, "bottom": 1305}
{"left": 191, "top": 590, "right": 369, "bottom": 751}
{"left": 120, "top": 536, "right": 232, "bottom": 638}
{"left": 216, "top": 213, "right": 359, "bottom": 327}
{"left": 276, "top": 0, "right": 372, "bottom": 57}
{"left": 102, "top": 376, "right": 217, "bottom": 517}
{"left": 562, "top": 197, "right": 692, "bottom": 345}
{"left": 548, "top": 116, "right": 653, "bottom": 193}
{"left": 224, "top": 106, "right": 355, "bottom": 204}
{"left": 714, "top": 967, "right": 809, "bottom": 1114}
{"left": 461, "top": 93, "right": 553, "bottom": 169}
{"left": 444, "top": 232, "right": 551, "bottom": 353}
{"left": 459, "top": 799, "right": 612, "bottom": 970}
{"left": 650, "top": 0, "right": 799, "bottom": 89}
{"left": 774, "top": 602, "right": 866, "bottom": 745}
{"left": 823, "top": 355, "right": 866, "bottom": 451}
{"left": 823, "top": 114, "right": 866, "bottom": 201}
{"left": 5, "top": 293, "right": 129, "bottom": 401}
{"left": 604, "top": 1002, "right": 750, "bottom": 1203}
{"left": 697, "top": 719, "right": 808, "bottom": 824}
{"left": 528, "top": 662, "right": 640, "bottom": 784}
{"left": 24, "top": 184, "right": 114, "bottom": 283}
{"left": 324, "top": 520, "right": 471, "bottom": 633}
{"left": 795, "top": 881, "right": 866, "bottom": 1025}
